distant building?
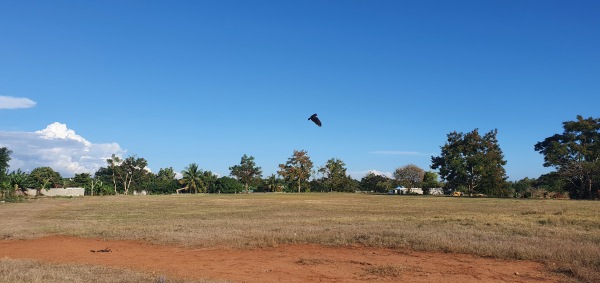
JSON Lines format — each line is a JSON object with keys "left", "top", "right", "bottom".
{"left": 389, "top": 187, "right": 444, "bottom": 195}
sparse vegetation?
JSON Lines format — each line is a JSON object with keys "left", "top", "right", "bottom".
{"left": 1, "top": 194, "right": 599, "bottom": 282}
{"left": 0, "top": 258, "right": 226, "bottom": 283}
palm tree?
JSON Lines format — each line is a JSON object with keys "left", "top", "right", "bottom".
{"left": 181, "top": 163, "right": 203, "bottom": 194}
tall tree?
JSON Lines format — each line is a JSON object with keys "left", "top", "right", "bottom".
{"left": 318, "top": 158, "right": 350, "bottom": 192}
{"left": 94, "top": 167, "right": 117, "bottom": 195}
{"left": 29, "top": 167, "right": 61, "bottom": 196}
{"left": 393, "top": 164, "right": 425, "bottom": 193}
{"left": 157, "top": 167, "right": 177, "bottom": 181}
{"left": 116, "top": 155, "right": 148, "bottom": 195}
{"left": 201, "top": 170, "right": 218, "bottom": 193}
{"left": 0, "top": 147, "right": 11, "bottom": 177}
{"left": 360, "top": 172, "right": 392, "bottom": 193}
{"left": 151, "top": 167, "right": 179, "bottom": 194}
{"left": 6, "top": 169, "right": 28, "bottom": 197}
{"left": 265, "top": 174, "right": 284, "bottom": 192}
{"left": 181, "top": 163, "right": 203, "bottom": 194}
{"left": 422, "top": 171, "right": 441, "bottom": 194}
{"left": 431, "top": 129, "right": 508, "bottom": 195}
{"left": 72, "top": 173, "right": 92, "bottom": 187}
{"left": 278, "top": 150, "right": 313, "bottom": 193}
{"left": 214, "top": 176, "right": 243, "bottom": 194}
{"left": 0, "top": 148, "right": 12, "bottom": 198}
{"left": 106, "top": 154, "right": 121, "bottom": 195}
{"left": 534, "top": 115, "right": 600, "bottom": 199}
{"left": 511, "top": 177, "right": 535, "bottom": 198}
{"left": 229, "top": 154, "right": 262, "bottom": 193}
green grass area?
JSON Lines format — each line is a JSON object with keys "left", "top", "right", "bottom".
{"left": 1, "top": 193, "right": 599, "bottom": 282}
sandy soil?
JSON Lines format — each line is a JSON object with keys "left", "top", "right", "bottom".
{"left": 0, "top": 236, "right": 567, "bottom": 282}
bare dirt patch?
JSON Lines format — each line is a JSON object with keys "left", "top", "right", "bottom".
{"left": 0, "top": 236, "right": 567, "bottom": 282}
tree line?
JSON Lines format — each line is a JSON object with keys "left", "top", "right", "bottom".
{"left": 1, "top": 115, "right": 599, "bottom": 200}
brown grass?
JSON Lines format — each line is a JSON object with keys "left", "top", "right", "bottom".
{"left": 0, "top": 258, "right": 225, "bottom": 283}
{"left": 1, "top": 193, "right": 599, "bottom": 282}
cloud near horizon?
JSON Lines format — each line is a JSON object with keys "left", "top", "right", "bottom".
{"left": 0, "top": 96, "right": 37, "bottom": 109}
{"left": 348, "top": 169, "right": 393, "bottom": 180}
{"left": 0, "top": 122, "right": 126, "bottom": 177}
{"left": 369, "top": 150, "right": 433, "bottom": 156}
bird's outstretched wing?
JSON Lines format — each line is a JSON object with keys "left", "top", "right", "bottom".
{"left": 308, "top": 113, "right": 322, "bottom": 127}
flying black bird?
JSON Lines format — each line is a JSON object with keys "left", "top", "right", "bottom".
{"left": 308, "top": 113, "right": 322, "bottom": 127}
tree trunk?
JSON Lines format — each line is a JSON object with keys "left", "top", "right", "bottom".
{"left": 126, "top": 174, "right": 134, "bottom": 195}
{"left": 587, "top": 178, "right": 593, "bottom": 199}
{"left": 111, "top": 172, "right": 118, "bottom": 195}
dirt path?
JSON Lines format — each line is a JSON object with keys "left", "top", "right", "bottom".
{"left": 0, "top": 236, "right": 566, "bottom": 282}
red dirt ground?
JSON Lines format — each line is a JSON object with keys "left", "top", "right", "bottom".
{"left": 0, "top": 236, "right": 567, "bottom": 282}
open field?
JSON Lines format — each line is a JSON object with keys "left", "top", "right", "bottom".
{"left": 1, "top": 194, "right": 599, "bottom": 282}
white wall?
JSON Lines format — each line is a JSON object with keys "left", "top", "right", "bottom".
{"left": 24, "top": 187, "right": 85, "bottom": 197}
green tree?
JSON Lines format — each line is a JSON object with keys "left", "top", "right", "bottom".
{"left": 422, "top": 171, "right": 441, "bottom": 194}
{"left": 71, "top": 173, "right": 90, "bottom": 194}
{"left": 278, "top": 150, "right": 313, "bottom": 193}
{"left": 318, "top": 158, "right": 352, "bottom": 192}
{"left": 152, "top": 167, "right": 179, "bottom": 194}
{"left": 6, "top": 169, "right": 28, "bottom": 197}
{"left": 214, "top": 176, "right": 243, "bottom": 194}
{"left": 94, "top": 167, "right": 117, "bottom": 195}
{"left": 106, "top": 154, "right": 121, "bottom": 195}
{"left": 511, "top": 177, "right": 535, "bottom": 198}
{"left": 181, "top": 163, "right": 203, "bottom": 194}
{"left": 72, "top": 173, "right": 92, "bottom": 187}
{"left": 0, "top": 147, "right": 11, "bottom": 176}
{"left": 201, "top": 170, "right": 218, "bottom": 193}
{"left": 89, "top": 176, "right": 104, "bottom": 196}
{"left": 0, "top": 147, "right": 12, "bottom": 198}
{"left": 393, "top": 164, "right": 425, "bottom": 193}
{"left": 431, "top": 129, "right": 508, "bottom": 196}
{"left": 534, "top": 172, "right": 566, "bottom": 194}
{"left": 229, "top": 154, "right": 262, "bottom": 193}
{"left": 258, "top": 174, "right": 284, "bottom": 192}
{"left": 157, "top": 167, "right": 176, "bottom": 181}
{"left": 359, "top": 172, "right": 392, "bottom": 193}
{"left": 118, "top": 155, "right": 148, "bottom": 195}
{"left": 534, "top": 115, "right": 600, "bottom": 199}
{"left": 29, "top": 167, "right": 61, "bottom": 196}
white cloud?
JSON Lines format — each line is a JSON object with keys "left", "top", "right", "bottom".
{"left": 348, "top": 170, "right": 393, "bottom": 180}
{"left": 369, "top": 150, "right": 433, "bottom": 156}
{"left": 366, "top": 170, "right": 393, "bottom": 178}
{"left": 0, "top": 122, "right": 126, "bottom": 177}
{"left": 0, "top": 96, "right": 37, "bottom": 109}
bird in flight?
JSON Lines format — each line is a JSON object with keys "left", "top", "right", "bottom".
{"left": 308, "top": 113, "right": 322, "bottom": 127}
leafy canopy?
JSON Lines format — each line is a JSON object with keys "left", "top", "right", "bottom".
{"left": 278, "top": 150, "right": 313, "bottom": 193}
{"left": 534, "top": 115, "right": 600, "bottom": 199}
{"left": 229, "top": 154, "right": 262, "bottom": 193}
{"left": 431, "top": 129, "right": 508, "bottom": 195}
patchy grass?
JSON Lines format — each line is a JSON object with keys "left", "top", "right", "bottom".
{"left": 1, "top": 194, "right": 599, "bottom": 282}
{"left": 0, "top": 258, "right": 225, "bottom": 283}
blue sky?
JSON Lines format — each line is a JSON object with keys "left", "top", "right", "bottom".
{"left": 1, "top": 0, "right": 598, "bottom": 181}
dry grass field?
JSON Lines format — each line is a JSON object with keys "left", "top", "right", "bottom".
{"left": 1, "top": 193, "right": 598, "bottom": 282}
